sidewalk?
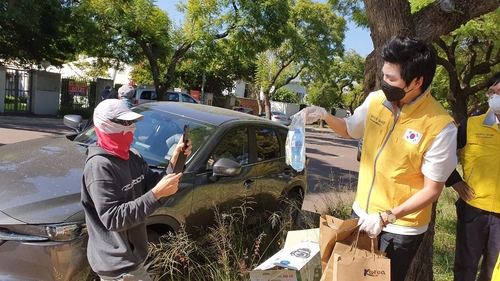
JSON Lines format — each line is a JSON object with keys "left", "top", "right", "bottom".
{"left": 0, "top": 115, "right": 73, "bottom": 146}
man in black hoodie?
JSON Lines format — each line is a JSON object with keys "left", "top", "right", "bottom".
{"left": 81, "top": 99, "right": 191, "bottom": 281}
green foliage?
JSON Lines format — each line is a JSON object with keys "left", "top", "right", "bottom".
{"left": 432, "top": 9, "right": 500, "bottom": 120}
{"left": 270, "top": 88, "right": 299, "bottom": 103}
{"left": 73, "top": 0, "right": 174, "bottom": 86}
{"left": 304, "top": 50, "right": 365, "bottom": 111}
{"left": 328, "top": 0, "right": 368, "bottom": 27}
{"left": 255, "top": 0, "right": 346, "bottom": 111}
{"left": 0, "top": 0, "right": 76, "bottom": 66}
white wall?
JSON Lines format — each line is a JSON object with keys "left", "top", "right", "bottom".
{"left": 0, "top": 66, "right": 5, "bottom": 113}
{"left": 270, "top": 100, "right": 300, "bottom": 117}
{"left": 31, "top": 71, "right": 61, "bottom": 115}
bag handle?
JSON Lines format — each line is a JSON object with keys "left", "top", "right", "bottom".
{"left": 348, "top": 229, "right": 377, "bottom": 260}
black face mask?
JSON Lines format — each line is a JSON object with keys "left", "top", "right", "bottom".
{"left": 381, "top": 80, "right": 409, "bottom": 101}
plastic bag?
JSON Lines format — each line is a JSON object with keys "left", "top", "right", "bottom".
{"left": 286, "top": 112, "right": 306, "bottom": 171}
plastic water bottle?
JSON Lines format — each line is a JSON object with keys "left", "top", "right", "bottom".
{"left": 291, "top": 128, "right": 305, "bottom": 171}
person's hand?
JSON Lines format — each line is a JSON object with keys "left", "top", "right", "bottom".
{"left": 452, "top": 181, "right": 474, "bottom": 201}
{"left": 298, "top": 106, "right": 328, "bottom": 124}
{"left": 169, "top": 138, "right": 193, "bottom": 168}
{"left": 151, "top": 173, "right": 183, "bottom": 200}
{"left": 358, "top": 213, "right": 383, "bottom": 238}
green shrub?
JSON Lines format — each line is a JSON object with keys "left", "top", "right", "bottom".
{"left": 4, "top": 95, "right": 14, "bottom": 104}
{"left": 19, "top": 95, "right": 28, "bottom": 104}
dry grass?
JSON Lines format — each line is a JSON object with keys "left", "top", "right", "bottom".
{"left": 145, "top": 172, "right": 457, "bottom": 281}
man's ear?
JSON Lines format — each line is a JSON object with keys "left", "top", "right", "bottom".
{"left": 413, "top": 77, "right": 424, "bottom": 89}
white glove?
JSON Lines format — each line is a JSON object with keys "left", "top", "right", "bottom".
{"left": 358, "top": 213, "right": 383, "bottom": 238}
{"left": 298, "top": 106, "right": 328, "bottom": 124}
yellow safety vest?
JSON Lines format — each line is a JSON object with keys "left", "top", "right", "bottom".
{"left": 356, "top": 89, "right": 454, "bottom": 227}
{"left": 492, "top": 254, "right": 500, "bottom": 281}
{"left": 461, "top": 109, "right": 500, "bottom": 213}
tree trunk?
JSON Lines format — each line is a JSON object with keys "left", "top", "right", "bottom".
{"left": 362, "top": 0, "right": 415, "bottom": 95}
{"left": 448, "top": 88, "right": 469, "bottom": 123}
{"left": 405, "top": 202, "right": 438, "bottom": 281}
{"left": 263, "top": 91, "right": 271, "bottom": 118}
{"left": 362, "top": 0, "right": 500, "bottom": 96}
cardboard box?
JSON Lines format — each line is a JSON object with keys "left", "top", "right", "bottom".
{"left": 249, "top": 229, "right": 321, "bottom": 281}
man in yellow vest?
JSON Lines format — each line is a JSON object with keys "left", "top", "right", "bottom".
{"left": 445, "top": 72, "right": 500, "bottom": 281}
{"left": 299, "top": 36, "right": 457, "bottom": 281}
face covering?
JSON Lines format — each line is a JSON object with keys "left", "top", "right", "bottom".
{"left": 94, "top": 115, "right": 136, "bottom": 160}
{"left": 488, "top": 94, "right": 500, "bottom": 114}
{"left": 381, "top": 80, "right": 411, "bottom": 102}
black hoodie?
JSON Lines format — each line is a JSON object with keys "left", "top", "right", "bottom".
{"left": 81, "top": 145, "right": 172, "bottom": 278}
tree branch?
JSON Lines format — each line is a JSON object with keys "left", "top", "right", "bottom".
{"left": 414, "top": 0, "right": 500, "bottom": 42}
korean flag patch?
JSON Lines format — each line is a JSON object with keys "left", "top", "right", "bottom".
{"left": 403, "top": 128, "right": 423, "bottom": 145}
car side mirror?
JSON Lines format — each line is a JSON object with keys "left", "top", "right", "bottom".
{"left": 64, "top": 115, "right": 83, "bottom": 133}
{"left": 212, "top": 158, "right": 241, "bottom": 177}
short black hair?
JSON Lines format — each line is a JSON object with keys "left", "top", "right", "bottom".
{"left": 487, "top": 72, "right": 500, "bottom": 88}
{"left": 381, "top": 36, "right": 436, "bottom": 92}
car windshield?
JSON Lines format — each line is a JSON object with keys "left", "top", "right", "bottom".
{"left": 73, "top": 107, "right": 215, "bottom": 168}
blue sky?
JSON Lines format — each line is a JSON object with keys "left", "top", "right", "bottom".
{"left": 156, "top": 1, "right": 373, "bottom": 57}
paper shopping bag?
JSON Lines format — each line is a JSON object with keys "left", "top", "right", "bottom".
{"left": 332, "top": 236, "right": 390, "bottom": 281}
{"left": 320, "top": 230, "right": 383, "bottom": 281}
{"left": 318, "top": 215, "right": 359, "bottom": 271}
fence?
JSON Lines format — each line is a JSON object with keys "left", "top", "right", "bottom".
{"left": 60, "top": 78, "right": 97, "bottom": 110}
{"left": 4, "top": 68, "right": 31, "bottom": 113}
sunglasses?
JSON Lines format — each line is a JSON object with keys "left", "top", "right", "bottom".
{"left": 110, "top": 119, "right": 136, "bottom": 126}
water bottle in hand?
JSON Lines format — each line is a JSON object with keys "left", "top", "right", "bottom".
{"left": 291, "top": 128, "right": 305, "bottom": 171}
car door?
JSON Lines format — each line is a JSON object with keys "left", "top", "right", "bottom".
{"left": 187, "top": 126, "right": 259, "bottom": 234}
{"left": 181, "top": 93, "right": 198, "bottom": 103}
{"left": 249, "top": 126, "right": 295, "bottom": 213}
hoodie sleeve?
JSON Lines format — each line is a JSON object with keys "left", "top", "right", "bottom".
{"left": 83, "top": 155, "right": 162, "bottom": 232}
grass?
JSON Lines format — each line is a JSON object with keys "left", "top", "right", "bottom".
{"left": 146, "top": 196, "right": 309, "bottom": 281}
{"left": 434, "top": 187, "right": 459, "bottom": 281}
{"left": 144, "top": 170, "right": 458, "bottom": 281}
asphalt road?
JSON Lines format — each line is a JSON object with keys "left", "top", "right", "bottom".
{"left": 0, "top": 115, "right": 360, "bottom": 214}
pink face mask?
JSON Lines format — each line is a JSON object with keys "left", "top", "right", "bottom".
{"left": 94, "top": 115, "right": 136, "bottom": 160}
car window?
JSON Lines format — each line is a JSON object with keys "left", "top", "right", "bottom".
{"left": 181, "top": 94, "right": 197, "bottom": 103}
{"left": 140, "top": 90, "right": 157, "bottom": 100}
{"left": 256, "top": 128, "right": 281, "bottom": 161}
{"left": 73, "top": 107, "right": 215, "bottom": 167}
{"left": 206, "top": 127, "right": 249, "bottom": 170}
{"left": 166, "top": 92, "right": 179, "bottom": 102}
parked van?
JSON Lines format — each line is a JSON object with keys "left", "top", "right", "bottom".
{"left": 134, "top": 87, "right": 157, "bottom": 105}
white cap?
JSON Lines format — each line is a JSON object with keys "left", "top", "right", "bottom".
{"left": 94, "top": 99, "right": 144, "bottom": 121}
{"left": 118, "top": 84, "right": 135, "bottom": 98}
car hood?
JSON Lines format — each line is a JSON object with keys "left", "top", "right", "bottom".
{"left": 0, "top": 135, "right": 87, "bottom": 224}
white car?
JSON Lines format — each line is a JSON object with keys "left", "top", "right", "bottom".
{"left": 259, "top": 111, "right": 291, "bottom": 126}
{"left": 134, "top": 89, "right": 199, "bottom": 105}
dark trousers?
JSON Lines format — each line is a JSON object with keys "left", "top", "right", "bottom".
{"left": 454, "top": 199, "right": 500, "bottom": 281}
{"left": 379, "top": 231, "right": 424, "bottom": 281}
{"left": 351, "top": 211, "right": 424, "bottom": 281}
